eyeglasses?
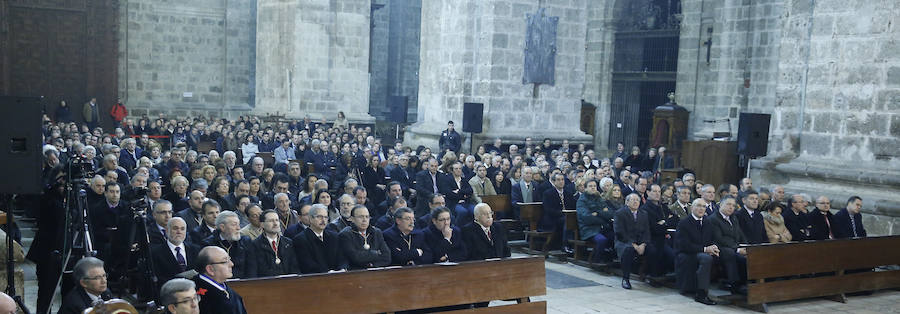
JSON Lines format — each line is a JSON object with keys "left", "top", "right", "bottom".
{"left": 84, "top": 273, "right": 108, "bottom": 281}
{"left": 172, "top": 295, "right": 201, "bottom": 306}
{"left": 210, "top": 257, "right": 232, "bottom": 265}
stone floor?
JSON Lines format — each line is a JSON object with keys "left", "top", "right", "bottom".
{"left": 18, "top": 219, "right": 900, "bottom": 314}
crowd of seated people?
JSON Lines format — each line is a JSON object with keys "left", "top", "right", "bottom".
{"left": 29, "top": 110, "right": 872, "bottom": 313}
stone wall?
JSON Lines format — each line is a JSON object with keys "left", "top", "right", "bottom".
{"left": 118, "top": 0, "right": 257, "bottom": 118}
{"left": 254, "top": 0, "right": 374, "bottom": 121}
{"left": 368, "top": 0, "right": 422, "bottom": 121}
{"left": 749, "top": 0, "right": 900, "bottom": 235}
{"left": 675, "top": 0, "right": 784, "bottom": 139}
{"left": 407, "top": 0, "right": 591, "bottom": 150}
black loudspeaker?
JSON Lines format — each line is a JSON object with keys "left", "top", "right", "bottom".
{"left": 737, "top": 113, "right": 771, "bottom": 157}
{"left": 462, "top": 102, "right": 484, "bottom": 133}
{"left": 0, "top": 96, "right": 43, "bottom": 194}
{"left": 389, "top": 96, "right": 408, "bottom": 123}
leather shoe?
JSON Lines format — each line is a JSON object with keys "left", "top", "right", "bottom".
{"left": 695, "top": 296, "right": 717, "bottom": 305}
{"left": 621, "top": 278, "right": 632, "bottom": 290}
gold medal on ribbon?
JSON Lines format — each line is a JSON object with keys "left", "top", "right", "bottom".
{"left": 275, "top": 257, "right": 281, "bottom": 265}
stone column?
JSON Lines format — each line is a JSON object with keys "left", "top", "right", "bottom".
{"left": 255, "top": 0, "right": 375, "bottom": 122}
{"left": 406, "top": 0, "right": 591, "bottom": 152}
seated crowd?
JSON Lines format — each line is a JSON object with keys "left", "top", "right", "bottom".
{"left": 32, "top": 112, "right": 870, "bottom": 313}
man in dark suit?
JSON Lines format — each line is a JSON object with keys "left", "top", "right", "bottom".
{"left": 414, "top": 158, "right": 440, "bottom": 218}
{"left": 59, "top": 257, "right": 114, "bottom": 314}
{"left": 383, "top": 207, "right": 433, "bottom": 266}
{"left": 376, "top": 181, "right": 404, "bottom": 217}
{"left": 89, "top": 182, "right": 126, "bottom": 263}
{"left": 734, "top": 190, "right": 767, "bottom": 244}
{"left": 462, "top": 203, "right": 510, "bottom": 260}
{"left": 423, "top": 207, "right": 467, "bottom": 263}
{"left": 202, "top": 210, "right": 258, "bottom": 279}
{"left": 509, "top": 166, "right": 536, "bottom": 220}
{"left": 833, "top": 196, "right": 867, "bottom": 239}
{"left": 783, "top": 193, "right": 812, "bottom": 241}
{"left": 293, "top": 204, "right": 347, "bottom": 273}
{"left": 151, "top": 217, "right": 201, "bottom": 291}
{"left": 808, "top": 196, "right": 836, "bottom": 240}
{"left": 708, "top": 196, "right": 748, "bottom": 294}
{"left": 700, "top": 184, "right": 718, "bottom": 216}
{"left": 613, "top": 193, "right": 656, "bottom": 289}
{"left": 194, "top": 246, "right": 247, "bottom": 314}
{"left": 642, "top": 184, "right": 676, "bottom": 278}
{"left": 539, "top": 173, "right": 576, "bottom": 251}
{"left": 148, "top": 200, "right": 174, "bottom": 246}
{"left": 439, "top": 162, "right": 474, "bottom": 225}
{"left": 190, "top": 200, "right": 220, "bottom": 243}
{"left": 389, "top": 156, "right": 415, "bottom": 198}
{"left": 338, "top": 205, "right": 392, "bottom": 269}
{"left": 673, "top": 198, "right": 718, "bottom": 305}
{"left": 176, "top": 190, "right": 206, "bottom": 233}
{"left": 253, "top": 210, "right": 300, "bottom": 276}
{"left": 118, "top": 137, "right": 143, "bottom": 172}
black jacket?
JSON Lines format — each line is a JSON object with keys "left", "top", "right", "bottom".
{"left": 150, "top": 242, "right": 200, "bottom": 288}
{"left": 438, "top": 174, "right": 474, "bottom": 210}
{"left": 383, "top": 226, "right": 432, "bottom": 266}
{"left": 252, "top": 234, "right": 300, "bottom": 276}
{"left": 461, "top": 222, "right": 510, "bottom": 260}
{"left": 734, "top": 207, "right": 767, "bottom": 244}
{"left": 338, "top": 226, "right": 391, "bottom": 269}
{"left": 613, "top": 206, "right": 651, "bottom": 245}
{"left": 423, "top": 224, "right": 467, "bottom": 263}
{"left": 832, "top": 208, "right": 867, "bottom": 238}
{"left": 202, "top": 232, "right": 258, "bottom": 279}
{"left": 708, "top": 212, "right": 746, "bottom": 249}
{"left": 782, "top": 209, "right": 811, "bottom": 241}
{"left": 195, "top": 275, "right": 247, "bottom": 314}
{"left": 292, "top": 228, "right": 346, "bottom": 273}
{"left": 58, "top": 287, "right": 112, "bottom": 314}
{"left": 674, "top": 215, "right": 714, "bottom": 255}
{"left": 807, "top": 209, "right": 835, "bottom": 240}
{"left": 539, "top": 187, "right": 577, "bottom": 232}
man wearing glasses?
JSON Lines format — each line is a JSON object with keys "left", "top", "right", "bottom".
{"left": 338, "top": 205, "right": 391, "bottom": 269}
{"left": 59, "top": 257, "right": 112, "bottom": 314}
{"left": 194, "top": 246, "right": 247, "bottom": 314}
{"left": 159, "top": 278, "right": 200, "bottom": 314}
{"left": 383, "top": 207, "right": 432, "bottom": 266}
{"left": 292, "top": 204, "right": 347, "bottom": 273}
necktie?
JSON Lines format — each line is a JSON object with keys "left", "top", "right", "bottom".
{"left": 698, "top": 219, "right": 702, "bottom": 230}
{"left": 432, "top": 174, "right": 438, "bottom": 193}
{"left": 271, "top": 240, "right": 278, "bottom": 253}
{"left": 486, "top": 229, "right": 492, "bottom": 244}
{"left": 632, "top": 211, "right": 637, "bottom": 221}
{"left": 824, "top": 214, "right": 834, "bottom": 239}
{"left": 559, "top": 190, "right": 565, "bottom": 209}
{"left": 849, "top": 214, "right": 858, "bottom": 237}
{"left": 175, "top": 247, "right": 186, "bottom": 271}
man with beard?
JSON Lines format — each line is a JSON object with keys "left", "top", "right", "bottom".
{"left": 383, "top": 207, "right": 432, "bottom": 266}
{"left": 253, "top": 210, "right": 299, "bottom": 276}
{"left": 202, "top": 210, "right": 257, "bottom": 279}
{"left": 327, "top": 194, "right": 356, "bottom": 233}
{"left": 151, "top": 217, "right": 200, "bottom": 290}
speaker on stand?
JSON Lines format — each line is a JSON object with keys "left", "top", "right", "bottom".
{"left": 736, "top": 113, "right": 771, "bottom": 178}
{"left": 463, "top": 103, "right": 484, "bottom": 153}
{"left": 389, "top": 96, "right": 409, "bottom": 143}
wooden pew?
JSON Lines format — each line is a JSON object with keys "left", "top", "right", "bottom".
{"left": 256, "top": 152, "right": 275, "bottom": 168}
{"left": 229, "top": 256, "right": 547, "bottom": 314}
{"left": 563, "top": 210, "right": 592, "bottom": 265}
{"left": 518, "top": 202, "right": 554, "bottom": 256}
{"left": 741, "top": 235, "right": 900, "bottom": 312}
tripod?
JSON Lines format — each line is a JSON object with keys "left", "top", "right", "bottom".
{"left": 2, "top": 195, "right": 29, "bottom": 314}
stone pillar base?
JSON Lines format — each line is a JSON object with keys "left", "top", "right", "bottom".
{"left": 750, "top": 156, "right": 900, "bottom": 236}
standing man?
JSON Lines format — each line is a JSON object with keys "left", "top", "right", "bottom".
{"left": 83, "top": 97, "right": 101, "bottom": 130}
{"left": 194, "top": 246, "right": 247, "bottom": 314}
{"left": 438, "top": 121, "right": 462, "bottom": 156}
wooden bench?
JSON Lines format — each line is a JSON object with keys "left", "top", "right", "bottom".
{"left": 741, "top": 235, "right": 900, "bottom": 312}
{"left": 229, "top": 256, "right": 547, "bottom": 314}
{"left": 563, "top": 210, "right": 592, "bottom": 265}
{"left": 518, "top": 202, "right": 555, "bottom": 256}
{"left": 256, "top": 152, "right": 275, "bottom": 168}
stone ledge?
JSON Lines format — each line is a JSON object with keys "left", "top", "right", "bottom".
{"left": 751, "top": 157, "right": 900, "bottom": 218}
